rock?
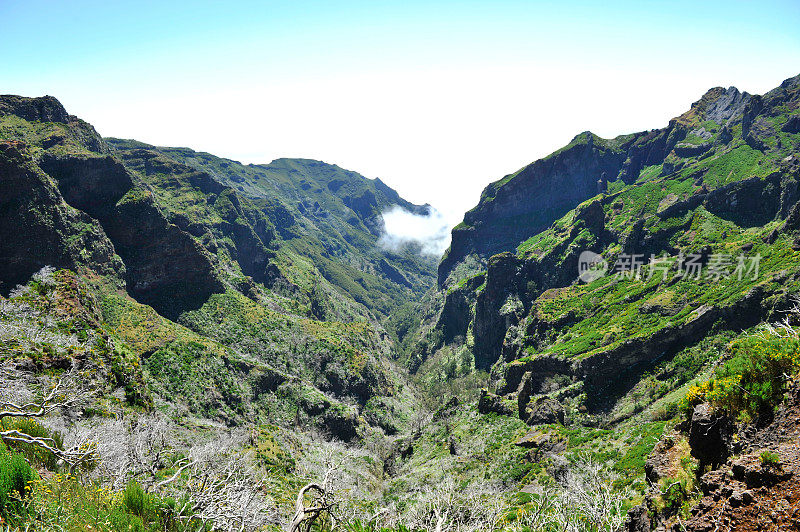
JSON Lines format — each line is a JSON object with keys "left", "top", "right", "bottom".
{"left": 731, "top": 456, "right": 793, "bottom": 488}
{"left": 782, "top": 114, "right": 800, "bottom": 133}
{"left": 477, "top": 389, "right": 515, "bottom": 416}
{"left": 700, "top": 469, "right": 726, "bottom": 494}
{"left": 674, "top": 142, "right": 712, "bottom": 157}
{"left": 517, "top": 371, "right": 534, "bottom": 419}
{"left": 436, "top": 279, "right": 481, "bottom": 344}
{"left": 472, "top": 253, "right": 526, "bottom": 369}
{"left": 718, "top": 125, "right": 733, "bottom": 144}
{"left": 688, "top": 403, "right": 733, "bottom": 467}
{"left": 785, "top": 199, "right": 800, "bottom": 233}
{"left": 514, "top": 429, "right": 566, "bottom": 458}
{"left": 514, "top": 429, "right": 547, "bottom": 449}
{"left": 728, "top": 490, "right": 743, "bottom": 507}
{"left": 524, "top": 395, "right": 565, "bottom": 425}
{"left": 645, "top": 448, "right": 672, "bottom": 484}
{"left": 616, "top": 504, "right": 650, "bottom": 532}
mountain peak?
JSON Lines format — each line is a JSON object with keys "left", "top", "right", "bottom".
{"left": 676, "top": 85, "right": 750, "bottom": 126}
{"left": 0, "top": 94, "right": 70, "bottom": 124}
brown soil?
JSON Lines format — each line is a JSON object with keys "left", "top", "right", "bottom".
{"left": 682, "top": 386, "right": 800, "bottom": 531}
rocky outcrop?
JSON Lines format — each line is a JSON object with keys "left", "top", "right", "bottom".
{"left": 522, "top": 395, "right": 565, "bottom": 425}
{"left": 37, "top": 153, "right": 225, "bottom": 319}
{"left": 473, "top": 253, "right": 529, "bottom": 369}
{"left": 439, "top": 132, "right": 632, "bottom": 286}
{"left": 0, "top": 142, "right": 124, "bottom": 293}
{"left": 477, "top": 389, "right": 515, "bottom": 416}
{"left": 0, "top": 95, "right": 71, "bottom": 123}
{"left": 688, "top": 403, "right": 734, "bottom": 468}
{"left": 436, "top": 275, "right": 484, "bottom": 344}
{"left": 635, "top": 383, "right": 800, "bottom": 531}
{"left": 617, "top": 505, "right": 651, "bottom": 532}
{"left": 472, "top": 198, "right": 606, "bottom": 369}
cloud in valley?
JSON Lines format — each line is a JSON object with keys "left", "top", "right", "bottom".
{"left": 379, "top": 205, "right": 452, "bottom": 256}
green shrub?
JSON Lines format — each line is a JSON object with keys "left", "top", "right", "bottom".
{"left": 0, "top": 443, "right": 36, "bottom": 521}
{"left": 123, "top": 480, "right": 147, "bottom": 516}
{"left": 683, "top": 335, "right": 800, "bottom": 419}
{"left": 1, "top": 417, "right": 64, "bottom": 470}
{"left": 108, "top": 505, "right": 146, "bottom": 532}
{"left": 760, "top": 450, "right": 780, "bottom": 466}
{"left": 659, "top": 478, "right": 687, "bottom": 513}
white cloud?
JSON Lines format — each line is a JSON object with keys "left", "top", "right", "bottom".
{"left": 378, "top": 205, "right": 451, "bottom": 256}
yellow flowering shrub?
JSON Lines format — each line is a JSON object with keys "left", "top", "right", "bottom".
{"left": 682, "top": 335, "right": 800, "bottom": 420}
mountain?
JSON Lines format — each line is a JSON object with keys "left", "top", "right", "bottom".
{"left": 419, "top": 74, "right": 800, "bottom": 376}
{"left": 1, "top": 73, "right": 800, "bottom": 532}
{"left": 104, "top": 139, "right": 438, "bottom": 319}
{"left": 406, "top": 73, "right": 800, "bottom": 529}
{"left": 0, "top": 94, "right": 439, "bottom": 443}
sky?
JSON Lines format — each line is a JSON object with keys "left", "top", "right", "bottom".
{"left": 2, "top": 0, "right": 800, "bottom": 228}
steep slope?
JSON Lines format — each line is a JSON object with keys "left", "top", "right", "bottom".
{"left": 105, "top": 139, "right": 438, "bottom": 328}
{"left": 437, "top": 83, "right": 777, "bottom": 287}
{"left": 0, "top": 94, "right": 430, "bottom": 441}
{"left": 416, "top": 73, "right": 800, "bottom": 414}
{"left": 0, "top": 141, "right": 124, "bottom": 292}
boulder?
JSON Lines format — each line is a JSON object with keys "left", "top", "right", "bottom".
{"left": 524, "top": 396, "right": 565, "bottom": 425}
{"left": 688, "top": 403, "right": 733, "bottom": 467}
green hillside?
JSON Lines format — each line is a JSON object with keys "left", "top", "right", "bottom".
{"left": 2, "top": 73, "right": 800, "bottom": 532}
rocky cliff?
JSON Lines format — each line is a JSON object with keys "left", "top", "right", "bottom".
{"left": 419, "top": 73, "right": 800, "bottom": 422}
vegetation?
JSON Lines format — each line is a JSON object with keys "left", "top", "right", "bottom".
{"left": 0, "top": 442, "right": 35, "bottom": 524}
{"left": 1, "top": 75, "right": 800, "bottom": 531}
{"left": 683, "top": 319, "right": 800, "bottom": 420}
{"left": 760, "top": 450, "right": 781, "bottom": 466}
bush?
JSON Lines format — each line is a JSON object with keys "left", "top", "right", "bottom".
{"left": 108, "top": 505, "right": 147, "bottom": 532}
{"left": 0, "top": 443, "right": 36, "bottom": 521}
{"left": 683, "top": 335, "right": 800, "bottom": 419}
{"left": 760, "top": 450, "right": 780, "bottom": 467}
{"left": 1, "top": 417, "right": 64, "bottom": 470}
{"left": 123, "top": 480, "right": 148, "bottom": 517}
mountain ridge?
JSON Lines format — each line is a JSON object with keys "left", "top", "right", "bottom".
{"left": 438, "top": 74, "right": 800, "bottom": 287}
{"left": 2, "top": 73, "right": 800, "bottom": 531}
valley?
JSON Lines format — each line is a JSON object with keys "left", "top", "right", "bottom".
{"left": 1, "top": 72, "right": 800, "bottom": 532}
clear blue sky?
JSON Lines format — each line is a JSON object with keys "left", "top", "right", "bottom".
{"left": 2, "top": 0, "right": 800, "bottom": 221}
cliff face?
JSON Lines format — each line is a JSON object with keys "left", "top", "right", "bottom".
{"left": 438, "top": 86, "right": 763, "bottom": 287}
{"left": 439, "top": 132, "right": 634, "bottom": 285}
{"left": 0, "top": 141, "right": 124, "bottom": 293}
{"left": 419, "top": 74, "right": 800, "bottom": 422}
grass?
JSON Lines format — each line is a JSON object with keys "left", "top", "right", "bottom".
{"left": 0, "top": 442, "right": 36, "bottom": 524}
